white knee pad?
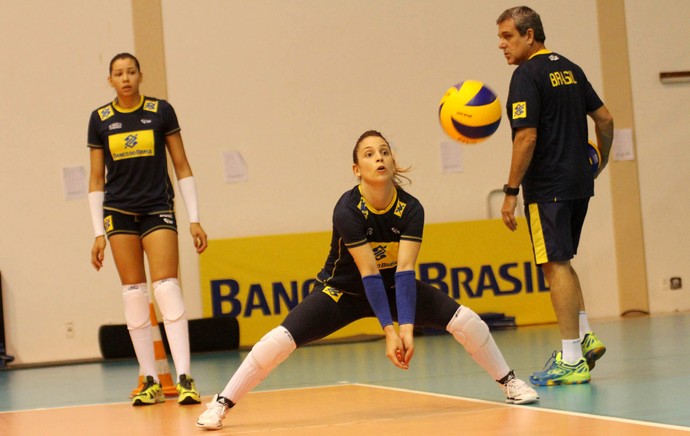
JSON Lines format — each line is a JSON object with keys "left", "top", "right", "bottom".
{"left": 250, "top": 326, "right": 296, "bottom": 372}
{"left": 153, "top": 278, "right": 186, "bottom": 323}
{"left": 122, "top": 283, "right": 151, "bottom": 330}
{"left": 446, "top": 306, "right": 490, "bottom": 354}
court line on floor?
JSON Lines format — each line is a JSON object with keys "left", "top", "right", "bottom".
{"left": 353, "top": 382, "right": 690, "bottom": 433}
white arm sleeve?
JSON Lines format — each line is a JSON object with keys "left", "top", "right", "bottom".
{"left": 88, "top": 191, "right": 105, "bottom": 237}
{"left": 178, "top": 176, "right": 200, "bottom": 223}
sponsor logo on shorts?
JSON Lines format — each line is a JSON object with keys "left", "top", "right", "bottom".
{"left": 104, "top": 215, "right": 113, "bottom": 232}
{"left": 159, "top": 213, "right": 174, "bottom": 225}
{"left": 322, "top": 286, "right": 343, "bottom": 302}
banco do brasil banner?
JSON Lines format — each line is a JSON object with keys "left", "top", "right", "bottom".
{"left": 200, "top": 218, "right": 555, "bottom": 347}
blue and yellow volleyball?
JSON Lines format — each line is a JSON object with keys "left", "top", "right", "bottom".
{"left": 587, "top": 140, "right": 601, "bottom": 174}
{"left": 438, "top": 80, "right": 502, "bottom": 144}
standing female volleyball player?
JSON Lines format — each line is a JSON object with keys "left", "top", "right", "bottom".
{"left": 196, "top": 130, "right": 538, "bottom": 430}
{"left": 87, "top": 53, "right": 206, "bottom": 406}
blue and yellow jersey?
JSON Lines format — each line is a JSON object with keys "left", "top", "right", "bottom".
{"left": 316, "top": 185, "right": 424, "bottom": 295}
{"left": 87, "top": 96, "right": 180, "bottom": 214}
{"left": 507, "top": 50, "right": 604, "bottom": 203}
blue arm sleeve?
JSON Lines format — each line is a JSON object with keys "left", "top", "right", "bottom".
{"left": 395, "top": 270, "right": 417, "bottom": 325}
{"left": 362, "top": 274, "right": 393, "bottom": 329}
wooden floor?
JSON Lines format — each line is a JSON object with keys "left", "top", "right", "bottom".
{"left": 1, "top": 313, "right": 690, "bottom": 435}
{"left": 1, "top": 384, "right": 688, "bottom": 435}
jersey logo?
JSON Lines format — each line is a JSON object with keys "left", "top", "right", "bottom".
{"left": 322, "top": 286, "right": 343, "bottom": 302}
{"left": 369, "top": 242, "right": 399, "bottom": 270}
{"left": 549, "top": 54, "right": 559, "bottom": 61}
{"left": 108, "top": 130, "right": 155, "bottom": 161}
{"left": 512, "top": 102, "right": 527, "bottom": 119}
{"left": 549, "top": 70, "right": 578, "bottom": 87}
{"left": 98, "top": 105, "right": 114, "bottom": 121}
{"left": 372, "top": 244, "right": 387, "bottom": 261}
{"left": 143, "top": 99, "right": 159, "bottom": 113}
{"left": 358, "top": 197, "right": 369, "bottom": 219}
{"left": 394, "top": 200, "right": 406, "bottom": 217}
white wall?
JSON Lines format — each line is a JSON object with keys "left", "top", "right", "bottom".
{"left": 0, "top": 0, "right": 682, "bottom": 365}
{"left": 624, "top": 0, "right": 690, "bottom": 313}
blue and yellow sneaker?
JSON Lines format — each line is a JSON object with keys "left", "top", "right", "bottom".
{"left": 529, "top": 351, "right": 591, "bottom": 386}
{"left": 132, "top": 375, "right": 165, "bottom": 406}
{"left": 176, "top": 374, "right": 201, "bottom": 405}
{"left": 581, "top": 332, "right": 606, "bottom": 370}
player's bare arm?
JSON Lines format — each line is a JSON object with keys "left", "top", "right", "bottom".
{"left": 502, "top": 127, "right": 536, "bottom": 231}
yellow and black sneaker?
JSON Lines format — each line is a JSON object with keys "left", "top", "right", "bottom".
{"left": 132, "top": 375, "right": 165, "bottom": 406}
{"left": 176, "top": 374, "right": 201, "bottom": 405}
{"left": 581, "top": 332, "right": 607, "bottom": 370}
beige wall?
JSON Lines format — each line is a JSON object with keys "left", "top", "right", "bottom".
{"left": 598, "top": 0, "right": 649, "bottom": 314}
{"left": 0, "top": 0, "right": 686, "bottom": 365}
{"left": 1, "top": 1, "right": 135, "bottom": 363}
{"left": 624, "top": 0, "right": 690, "bottom": 311}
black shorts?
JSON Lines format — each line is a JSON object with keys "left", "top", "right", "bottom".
{"left": 103, "top": 209, "right": 178, "bottom": 238}
{"left": 281, "top": 280, "right": 460, "bottom": 347}
{"left": 524, "top": 198, "right": 589, "bottom": 264}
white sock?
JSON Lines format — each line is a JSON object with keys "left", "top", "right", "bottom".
{"left": 561, "top": 339, "right": 583, "bottom": 364}
{"left": 220, "top": 327, "right": 295, "bottom": 403}
{"left": 129, "top": 326, "right": 158, "bottom": 380}
{"left": 154, "top": 278, "right": 191, "bottom": 379}
{"left": 163, "top": 318, "right": 191, "bottom": 378}
{"left": 122, "top": 283, "right": 158, "bottom": 379}
{"left": 469, "top": 336, "right": 512, "bottom": 381}
{"left": 446, "top": 306, "right": 511, "bottom": 381}
{"left": 220, "top": 351, "right": 267, "bottom": 403}
{"left": 579, "top": 311, "right": 592, "bottom": 340}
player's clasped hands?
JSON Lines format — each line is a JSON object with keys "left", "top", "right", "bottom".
{"left": 384, "top": 325, "right": 415, "bottom": 370}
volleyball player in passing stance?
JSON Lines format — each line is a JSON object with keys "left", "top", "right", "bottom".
{"left": 87, "top": 53, "right": 206, "bottom": 406}
{"left": 196, "top": 130, "right": 539, "bottom": 430}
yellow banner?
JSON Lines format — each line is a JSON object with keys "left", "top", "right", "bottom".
{"left": 200, "top": 218, "right": 555, "bottom": 347}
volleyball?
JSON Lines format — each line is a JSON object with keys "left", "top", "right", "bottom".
{"left": 587, "top": 140, "right": 601, "bottom": 174}
{"left": 438, "top": 80, "right": 502, "bottom": 144}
